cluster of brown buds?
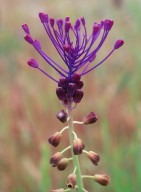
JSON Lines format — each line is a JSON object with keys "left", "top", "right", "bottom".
{"left": 48, "top": 110, "right": 110, "bottom": 191}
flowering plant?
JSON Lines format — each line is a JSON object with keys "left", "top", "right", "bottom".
{"left": 22, "top": 12, "right": 124, "bottom": 192}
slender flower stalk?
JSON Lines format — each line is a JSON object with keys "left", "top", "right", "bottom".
{"left": 67, "top": 102, "right": 84, "bottom": 191}
{"left": 22, "top": 12, "right": 124, "bottom": 191}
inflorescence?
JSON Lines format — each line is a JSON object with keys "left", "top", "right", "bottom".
{"left": 22, "top": 12, "right": 124, "bottom": 192}
{"left": 22, "top": 12, "right": 124, "bottom": 106}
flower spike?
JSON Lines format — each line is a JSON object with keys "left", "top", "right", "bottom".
{"left": 22, "top": 12, "right": 124, "bottom": 192}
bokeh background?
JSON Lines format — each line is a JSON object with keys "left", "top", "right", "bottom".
{"left": 0, "top": 0, "right": 141, "bottom": 191}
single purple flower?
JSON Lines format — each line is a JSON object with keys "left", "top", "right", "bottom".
{"left": 22, "top": 13, "right": 124, "bottom": 105}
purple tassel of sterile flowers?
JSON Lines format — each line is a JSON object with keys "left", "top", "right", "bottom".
{"left": 22, "top": 13, "right": 124, "bottom": 105}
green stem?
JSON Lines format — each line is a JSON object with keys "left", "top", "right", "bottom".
{"left": 82, "top": 175, "right": 94, "bottom": 179}
{"left": 61, "top": 146, "right": 71, "bottom": 154}
{"left": 67, "top": 102, "right": 84, "bottom": 192}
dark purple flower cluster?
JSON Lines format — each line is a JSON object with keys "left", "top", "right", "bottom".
{"left": 22, "top": 12, "right": 124, "bottom": 105}
{"left": 56, "top": 73, "right": 83, "bottom": 105}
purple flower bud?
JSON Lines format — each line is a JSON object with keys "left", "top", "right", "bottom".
{"left": 50, "top": 152, "right": 62, "bottom": 167}
{"left": 58, "top": 77, "right": 69, "bottom": 88}
{"left": 65, "top": 16, "right": 70, "bottom": 22}
{"left": 65, "top": 22, "right": 71, "bottom": 33}
{"left": 87, "top": 151, "right": 100, "bottom": 165}
{"left": 114, "top": 39, "right": 124, "bottom": 49}
{"left": 48, "top": 132, "right": 62, "bottom": 147}
{"left": 24, "top": 34, "right": 34, "bottom": 44}
{"left": 56, "top": 87, "right": 66, "bottom": 101}
{"left": 39, "top": 12, "right": 48, "bottom": 23}
{"left": 22, "top": 24, "right": 30, "bottom": 34}
{"left": 94, "top": 174, "right": 110, "bottom": 186}
{"left": 27, "top": 59, "right": 38, "bottom": 68}
{"left": 71, "top": 73, "right": 81, "bottom": 82}
{"left": 56, "top": 110, "right": 67, "bottom": 123}
{"left": 67, "top": 83, "right": 77, "bottom": 97}
{"left": 103, "top": 19, "right": 114, "bottom": 31}
{"left": 50, "top": 18, "right": 55, "bottom": 27}
{"left": 74, "top": 19, "right": 81, "bottom": 30}
{"left": 81, "top": 17, "right": 85, "bottom": 26}
{"left": 56, "top": 19, "right": 63, "bottom": 28}
{"left": 57, "top": 158, "right": 69, "bottom": 171}
{"left": 83, "top": 112, "right": 98, "bottom": 125}
{"left": 73, "top": 138, "right": 85, "bottom": 155}
{"left": 93, "top": 23, "right": 101, "bottom": 35}
{"left": 63, "top": 43, "right": 71, "bottom": 53}
{"left": 66, "top": 174, "right": 76, "bottom": 188}
{"left": 76, "top": 80, "right": 84, "bottom": 89}
{"left": 73, "top": 90, "right": 83, "bottom": 103}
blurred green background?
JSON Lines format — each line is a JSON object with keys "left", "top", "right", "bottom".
{"left": 0, "top": 0, "right": 141, "bottom": 191}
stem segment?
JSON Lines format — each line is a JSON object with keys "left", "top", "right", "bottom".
{"left": 67, "top": 102, "right": 84, "bottom": 191}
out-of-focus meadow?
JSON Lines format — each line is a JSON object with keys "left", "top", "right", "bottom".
{"left": 0, "top": 0, "right": 141, "bottom": 191}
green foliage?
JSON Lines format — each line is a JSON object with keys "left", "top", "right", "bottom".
{"left": 40, "top": 144, "right": 51, "bottom": 192}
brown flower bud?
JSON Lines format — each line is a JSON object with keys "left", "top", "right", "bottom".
{"left": 73, "top": 138, "right": 85, "bottom": 155}
{"left": 51, "top": 189, "right": 65, "bottom": 192}
{"left": 56, "top": 110, "right": 67, "bottom": 123}
{"left": 83, "top": 112, "right": 98, "bottom": 125}
{"left": 66, "top": 174, "right": 76, "bottom": 188}
{"left": 56, "top": 87, "right": 66, "bottom": 101}
{"left": 57, "top": 158, "right": 69, "bottom": 171}
{"left": 87, "top": 151, "right": 100, "bottom": 165}
{"left": 48, "top": 132, "right": 62, "bottom": 147}
{"left": 73, "top": 90, "right": 84, "bottom": 103}
{"left": 94, "top": 174, "right": 110, "bottom": 186}
{"left": 50, "top": 152, "right": 62, "bottom": 167}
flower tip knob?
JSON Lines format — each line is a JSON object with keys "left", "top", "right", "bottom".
{"left": 22, "top": 24, "right": 30, "bottom": 34}
{"left": 56, "top": 19, "right": 63, "bottom": 27}
{"left": 50, "top": 18, "right": 55, "bottom": 27}
{"left": 81, "top": 17, "right": 85, "bottom": 25}
{"left": 65, "top": 16, "right": 70, "bottom": 22}
{"left": 114, "top": 39, "right": 124, "bottom": 49}
{"left": 103, "top": 19, "right": 114, "bottom": 31}
{"left": 24, "top": 34, "right": 34, "bottom": 44}
{"left": 27, "top": 59, "right": 38, "bottom": 68}
{"left": 65, "top": 22, "right": 71, "bottom": 33}
{"left": 74, "top": 19, "right": 81, "bottom": 30}
{"left": 39, "top": 12, "right": 48, "bottom": 23}
{"left": 93, "top": 23, "right": 101, "bottom": 35}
